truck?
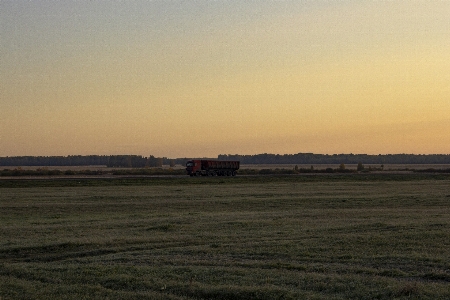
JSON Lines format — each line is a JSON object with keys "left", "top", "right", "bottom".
{"left": 186, "top": 160, "right": 240, "bottom": 177}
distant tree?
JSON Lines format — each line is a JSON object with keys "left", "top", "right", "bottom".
{"left": 357, "top": 162, "right": 364, "bottom": 171}
{"left": 156, "top": 158, "right": 163, "bottom": 168}
{"left": 339, "top": 163, "right": 346, "bottom": 171}
{"left": 169, "top": 160, "right": 176, "bottom": 168}
{"left": 147, "top": 155, "right": 163, "bottom": 168}
{"left": 147, "top": 155, "right": 158, "bottom": 167}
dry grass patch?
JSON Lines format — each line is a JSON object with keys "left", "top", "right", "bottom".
{"left": 1, "top": 177, "right": 450, "bottom": 299}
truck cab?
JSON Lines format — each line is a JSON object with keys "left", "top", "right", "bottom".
{"left": 185, "top": 160, "right": 202, "bottom": 176}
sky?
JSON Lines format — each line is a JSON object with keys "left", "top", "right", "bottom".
{"left": 1, "top": 0, "right": 450, "bottom": 158}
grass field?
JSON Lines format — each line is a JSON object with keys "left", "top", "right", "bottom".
{"left": 1, "top": 175, "right": 450, "bottom": 299}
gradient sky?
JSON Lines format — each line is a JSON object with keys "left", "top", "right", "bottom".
{"left": 1, "top": 0, "right": 450, "bottom": 158}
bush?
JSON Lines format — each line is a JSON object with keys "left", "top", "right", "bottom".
{"left": 357, "top": 162, "right": 364, "bottom": 171}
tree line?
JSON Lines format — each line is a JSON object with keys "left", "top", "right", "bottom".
{"left": 1, "top": 153, "right": 450, "bottom": 168}
{"left": 218, "top": 153, "right": 450, "bottom": 165}
{"left": 0, "top": 155, "right": 189, "bottom": 168}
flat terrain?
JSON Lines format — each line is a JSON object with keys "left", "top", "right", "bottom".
{"left": 4, "top": 163, "right": 450, "bottom": 171}
{"left": 1, "top": 175, "right": 450, "bottom": 299}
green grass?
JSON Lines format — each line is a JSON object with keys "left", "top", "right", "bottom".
{"left": 1, "top": 176, "right": 450, "bottom": 299}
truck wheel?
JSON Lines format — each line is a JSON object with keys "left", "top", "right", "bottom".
{"left": 232, "top": 171, "right": 237, "bottom": 176}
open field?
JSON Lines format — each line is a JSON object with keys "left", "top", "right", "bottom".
{"left": 1, "top": 175, "right": 450, "bottom": 299}
{"left": 242, "top": 164, "right": 450, "bottom": 171}
{"left": 2, "top": 164, "right": 450, "bottom": 180}
{"left": 4, "top": 164, "right": 450, "bottom": 171}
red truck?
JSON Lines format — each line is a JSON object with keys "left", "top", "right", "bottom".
{"left": 186, "top": 160, "right": 240, "bottom": 176}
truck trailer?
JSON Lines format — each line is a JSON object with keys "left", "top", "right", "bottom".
{"left": 186, "top": 160, "right": 240, "bottom": 176}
